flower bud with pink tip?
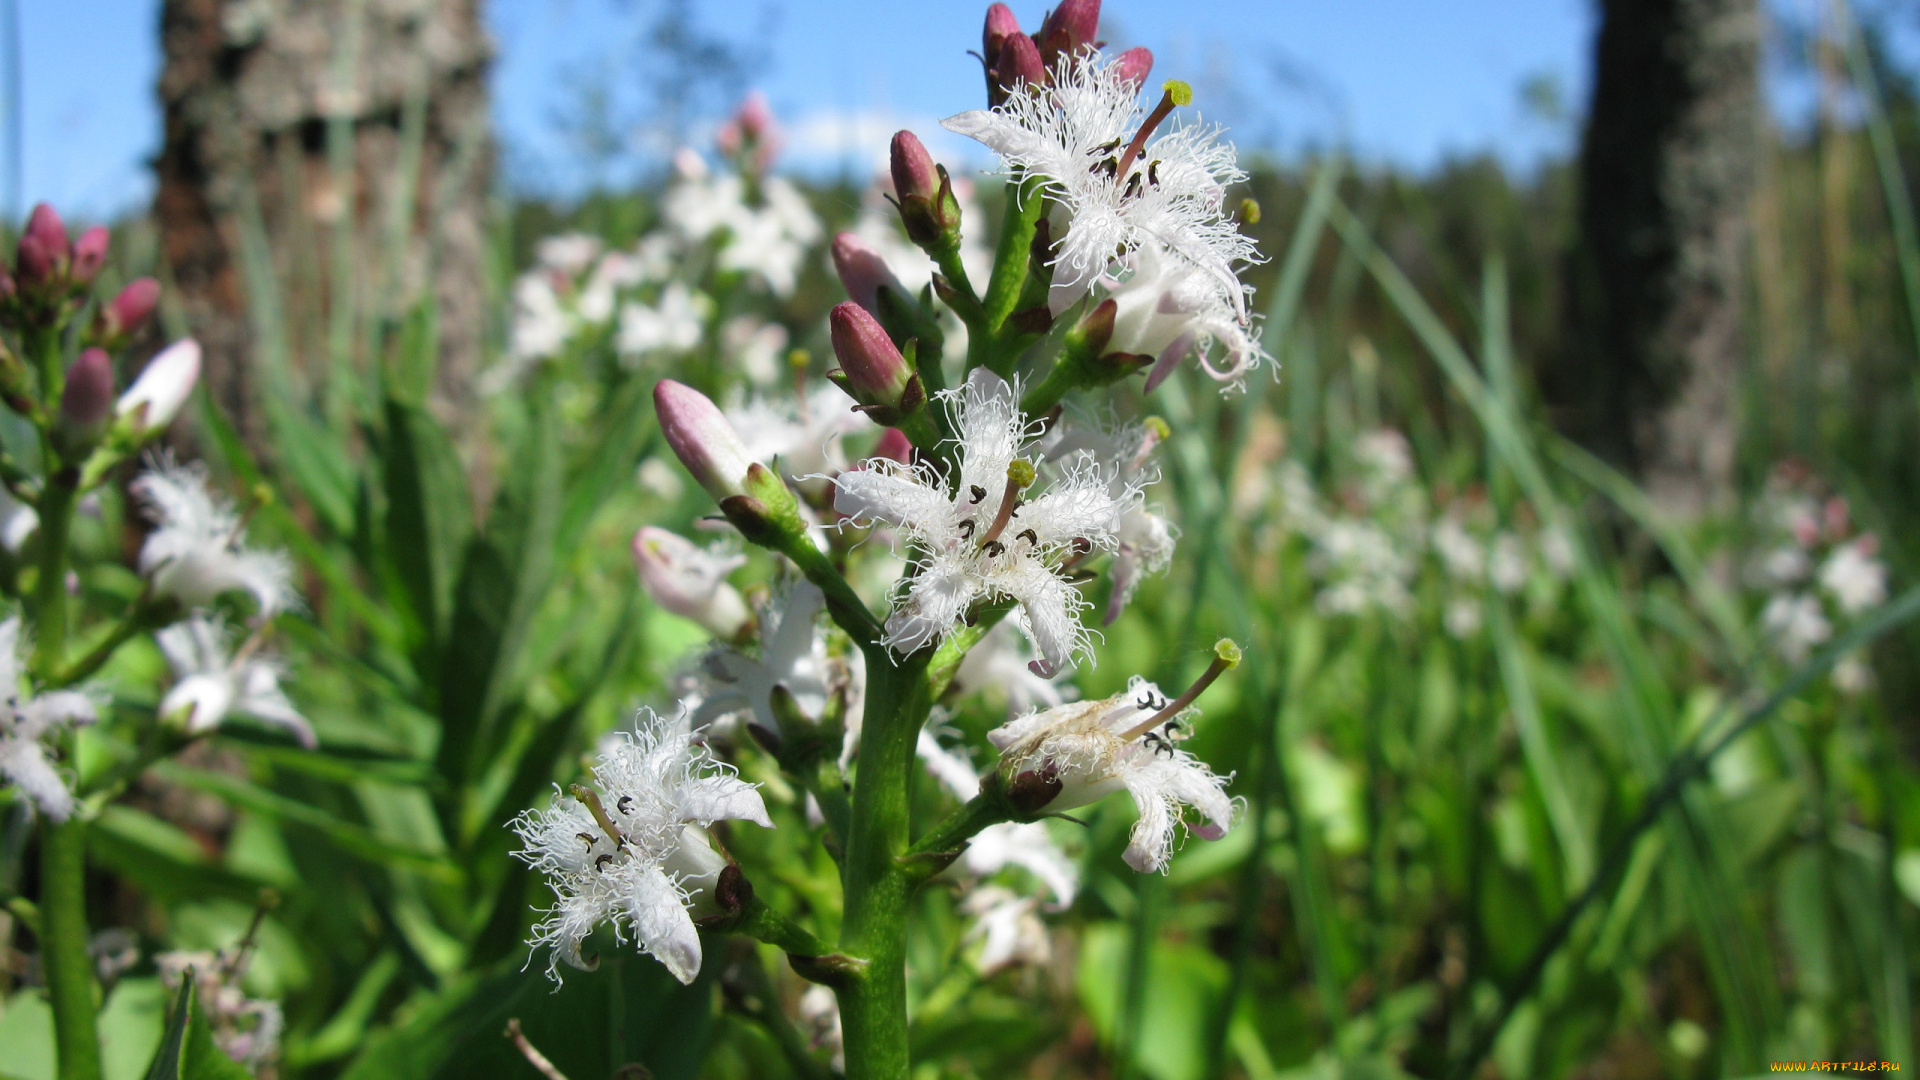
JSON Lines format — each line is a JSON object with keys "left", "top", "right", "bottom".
{"left": 1115, "top": 46, "right": 1154, "bottom": 88}
{"left": 1036, "top": 0, "right": 1101, "bottom": 70}
{"left": 827, "top": 302, "right": 925, "bottom": 427}
{"left": 116, "top": 338, "right": 202, "bottom": 437}
{"left": 831, "top": 233, "right": 910, "bottom": 318}
{"left": 633, "top": 526, "right": 753, "bottom": 640}
{"left": 891, "top": 131, "right": 963, "bottom": 250}
{"left": 55, "top": 347, "right": 115, "bottom": 456}
{"left": 655, "top": 379, "right": 756, "bottom": 502}
{"left": 70, "top": 227, "right": 109, "bottom": 286}
{"left": 14, "top": 204, "right": 71, "bottom": 289}
{"left": 95, "top": 277, "right": 159, "bottom": 346}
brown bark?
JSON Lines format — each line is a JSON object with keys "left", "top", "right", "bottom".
{"left": 155, "top": 0, "right": 493, "bottom": 443}
{"left": 1553, "top": 0, "right": 1761, "bottom": 517}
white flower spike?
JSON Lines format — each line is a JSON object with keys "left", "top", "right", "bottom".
{"left": 0, "top": 617, "right": 97, "bottom": 821}
{"left": 512, "top": 708, "right": 772, "bottom": 985}
{"left": 156, "top": 616, "right": 313, "bottom": 747}
{"left": 833, "top": 368, "right": 1139, "bottom": 676}
{"left": 990, "top": 641, "right": 1241, "bottom": 874}
{"left": 130, "top": 458, "right": 295, "bottom": 617}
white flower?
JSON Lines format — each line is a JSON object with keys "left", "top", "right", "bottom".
{"left": 690, "top": 583, "right": 839, "bottom": 735}
{"left": 617, "top": 283, "right": 711, "bottom": 362}
{"left": 0, "top": 618, "right": 96, "bottom": 821}
{"left": 797, "top": 984, "right": 845, "bottom": 1072}
{"left": 832, "top": 368, "right": 1136, "bottom": 675}
{"left": 130, "top": 458, "right": 295, "bottom": 617}
{"left": 725, "top": 383, "right": 876, "bottom": 486}
{"left": 962, "top": 885, "right": 1052, "bottom": 973}
{"left": 536, "top": 232, "right": 604, "bottom": 276}
{"left": 116, "top": 339, "right": 202, "bottom": 435}
{"left": 721, "top": 317, "right": 790, "bottom": 387}
{"left": 916, "top": 727, "right": 1079, "bottom": 906}
{"left": 1539, "top": 525, "right": 1578, "bottom": 579}
{"left": 1488, "top": 533, "right": 1528, "bottom": 595}
{"left": 1431, "top": 517, "right": 1485, "bottom": 583}
{"left": 1097, "top": 241, "right": 1268, "bottom": 388}
{"left": 951, "top": 619, "right": 1077, "bottom": 717}
{"left": 0, "top": 486, "right": 37, "bottom": 554}
{"left": 1762, "top": 593, "right": 1832, "bottom": 664}
{"left": 717, "top": 178, "right": 822, "bottom": 298}
{"left": 632, "top": 527, "right": 751, "bottom": 640}
{"left": 1443, "top": 596, "right": 1483, "bottom": 640}
{"left": 156, "top": 951, "right": 283, "bottom": 1072}
{"left": 943, "top": 53, "right": 1258, "bottom": 309}
{"left": 1753, "top": 544, "right": 1811, "bottom": 588}
{"left": 989, "top": 675, "right": 1235, "bottom": 873}
{"left": 512, "top": 708, "right": 772, "bottom": 985}
{"left": 1040, "top": 418, "right": 1176, "bottom": 623}
{"left": 509, "top": 273, "right": 571, "bottom": 363}
{"left": 1310, "top": 520, "right": 1415, "bottom": 618}
{"left": 156, "top": 616, "right": 312, "bottom": 747}
{"left": 1819, "top": 540, "right": 1888, "bottom": 616}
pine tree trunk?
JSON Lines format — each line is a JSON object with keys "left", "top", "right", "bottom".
{"left": 154, "top": 0, "right": 493, "bottom": 443}
{"left": 1554, "top": 0, "right": 1761, "bottom": 517}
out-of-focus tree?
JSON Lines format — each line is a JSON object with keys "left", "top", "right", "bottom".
{"left": 154, "top": 0, "right": 493, "bottom": 440}
{"left": 1554, "top": 0, "right": 1761, "bottom": 516}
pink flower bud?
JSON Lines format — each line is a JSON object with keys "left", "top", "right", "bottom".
{"left": 1037, "top": 0, "right": 1101, "bottom": 68}
{"left": 736, "top": 91, "right": 775, "bottom": 142}
{"left": 61, "top": 348, "right": 115, "bottom": 429}
{"left": 828, "top": 302, "right": 913, "bottom": 407}
{"left": 17, "top": 203, "right": 70, "bottom": 283}
{"left": 116, "top": 338, "right": 201, "bottom": 434}
{"left": 890, "top": 131, "right": 938, "bottom": 204}
{"left": 873, "top": 427, "right": 913, "bottom": 464}
{"left": 983, "top": 3, "right": 1022, "bottom": 53}
{"left": 831, "top": 233, "right": 909, "bottom": 317}
{"left": 70, "top": 227, "right": 109, "bottom": 285}
{"left": 632, "top": 526, "right": 752, "bottom": 640}
{"left": 1115, "top": 46, "right": 1154, "bottom": 88}
{"left": 996, "top": 32, "right": 1046, "bottom": 97}
{"left": 102, "top": 277, "right": 160, "bottom": 339}
{"left": 654, "top": 379, "right": 755, "bottom": 501}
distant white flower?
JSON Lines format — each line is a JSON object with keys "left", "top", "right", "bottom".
{"left": 726, "top": 383, "right": 875, "bottom": 486}
{"left": 513, "top": 708, "right": 772, "bottom": 985}
{"left": 1310, "top": 520, "right": 1415, "bottom": 618}
{"left": 130, "top": 458, "right": 294, "bottom": 617}
{"left": 833, "top": 369, "right": 1137, "bottom": 676}
{"left": 617, "top": 283, "right": 711, "bottom": 361}
{"left": 1833, "top": 653, "right": 1874, "bottom": 695}
{"left": 943, "top": 53, "right": 1259, "bottom": 316}
{"left": 0, "top": 618, "right": 95, "bottom": 821}
{"left": 990, "top": 674, "right": 1235, "bottom": 873}
{"left": 1443, "top": 596, "right": 1483, "bottom": 640}
{"left": 1819, "top": 539, "right": 1888, "bottom": 616}
{"left": 1431, "top": 517, "right": 1485, "bottom": 583}
{"left": 718, "top": 177, "right": 822, "bottom": 297}
{"left": 509, "top": 273, "right": 571, "bottom": 364}
{"left": 721, "top": 316, "right": 790, "bottom": 386}
{"left": 1753, "top": 545, "right": 1811, "bottom": 588}
{"left": 632, "top": 527, "right": 751, "bottom": 640}
{"left": 951, "top": 619, "right": 1076, "bottom": 717}
{"left": 1762, "top": 593, "right": 1832, "bottom": 664}
{"left": 156, "top": 616, "right": 312, "bottom": 747}
{"left": 797, "top": 984, "right": 845, "bottom": 1072}
{"left": 0, "top": 487, "right": 37, "bottom": 554}
{"left": 916, "top": 727, "right": 1078, "bottom": 905}
{"left": 536, "top": 232, "right": 604, "bottom": 276}
{"left": 1488, "top": 533, "right": 1528, "bottom": 595}
{"left": 962, "top": 885, "right": 1052, "bottom": 973}
{"left": 156, "top": 951, "right": 283, "bottom": 1072}
{"left": 1354, "top": 429, "right": 1414, "bottom": 489}
{"left": 1539, "top": 525, "right": 1578, "bottom": 579}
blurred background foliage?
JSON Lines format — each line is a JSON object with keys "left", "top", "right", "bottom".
{"left": 6, "top": 0, "right": 1920, "bottom": 1078}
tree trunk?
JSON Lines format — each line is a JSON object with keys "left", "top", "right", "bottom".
{"left": 1553, "top": 0, "right": 1761, "bottom": 517}
{"left": 155, "top": 0, "right": 493, "bottom": 444}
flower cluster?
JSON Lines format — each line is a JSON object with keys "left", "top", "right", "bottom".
{"left": 1744, "top": 462, "right": 1890, "bottom": 689}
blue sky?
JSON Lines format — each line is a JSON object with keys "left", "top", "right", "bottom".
{"left": 11, "top": 0, "right": 1902, "bottom": 219}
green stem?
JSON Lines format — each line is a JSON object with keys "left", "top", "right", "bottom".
{"left": 780, "top": 539, "right": 885, "bottom": 647}
{"left": 930, "top": 242, "right": 985, "bottom": 328}
{"left": 835, "top": 650, "right": 932, "bottom": 1080}
{"left": 41, "top": 816, "right": 102, "bottom": 1080}
{"left": 1019, "top": 355, "right": 1081, "bottom": 417}
{"left": 55, "top": 595, "right": 164, "bottom": 689}
{"left": 30, "top": 476, "right": 76, "bottom": 678}
{"left": 968, "top": 178, "right": 1046, "bottom": 377}
{"left": 727, "top": 895, "right": 833, "bottom": 958}
{"left": 902, "top": 777, "right": 1015, "bottom": 878}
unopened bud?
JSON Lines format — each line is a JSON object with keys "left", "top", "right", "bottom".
{"left": 116, "top": 338, "right": 201, "bottom": 436}
{"left": 830, "top": 233, "right": 908, "bottom": 318}
{"left": 872, "top": 427, "right": 913, "bottom": 464}
{"left": 70, "top": 227, "right": 109, "bottom": 285}
{"left": 632, "top": 526, "right": 751, "bottom": 640}
{"left": 827, "top": 302, "right": 925, "bottom": 425}
{"left": 61, "top": 348, "right": 114, "bottom": 429}
{"left": 989, "top": 32, "right": 1046, "bottom": 105}
{"left": 890, "top": 131, "right": 938, "bottom": 204}
{"left": 97, "top": 277, "right": 159, "bottom": 344}
{"left": 983, "top": 3, "right": 1022, "bottom": 54}
{"left": 1036, "top": 0, "right": 1101, "bottom": 70}
{"left": 1115, "top": 46, "right": 1154, "bottom": 88}
{"left": 15, "top": 203, "right": 70, "bottom": 285}
{"left": 655, "top": 379, "right": 756, "bottom": 502}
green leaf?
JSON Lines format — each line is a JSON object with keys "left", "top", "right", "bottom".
{"left": 381, "top": 397, "right": 475, "bottom": 660}
{"left": 556, "top": 378, "right": 656, "bottom": 555}
{"left": 340, "top": 952, "right": 714, "bottom": 1080}
{"left": 435, "top": 384, "right": 561, "bottom": 791}
{"left": 143, "top": 974, "right": 251, "bottom": 1080}
{"left": 263, "top": 395, "right": 358, "bottom": 537}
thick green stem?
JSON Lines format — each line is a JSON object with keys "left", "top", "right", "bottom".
{"left": 967, "top": 178, "right": 1046, "bottom": 377}
{"left": 902, "top": 777, "right": 1015, "bottom": 880}
{"left": 30, "top": 477, "right": 77, "bottom": 678}
{"left": 41, "top": 816, "right": 102, "bottom": 1080}
{"left": 835, "top": 650, "right": 932, "bottom": 1080}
